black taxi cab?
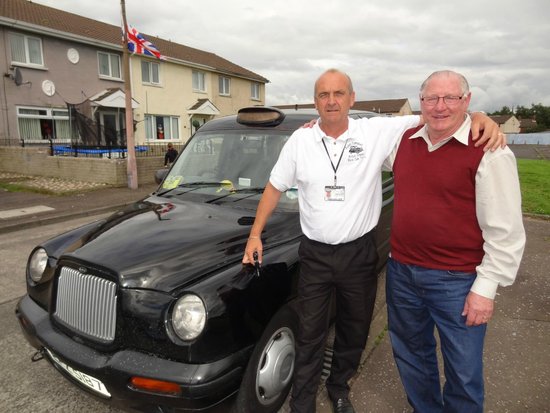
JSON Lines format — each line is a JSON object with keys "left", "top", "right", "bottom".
{"left": 15, "top": 106, "right": 393, "bottom": 413}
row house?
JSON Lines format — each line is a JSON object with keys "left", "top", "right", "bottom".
{"left": 353, "top": 98, "right": 413, "bottom": 116}
{"left": 488, "top": 115, "right": 521, "bottom": 134}
{"left": 0, "top": 0, "right": 268, "bottom": 147}
{"left": 519, "top": 118, "right": 537, "bottom": 133}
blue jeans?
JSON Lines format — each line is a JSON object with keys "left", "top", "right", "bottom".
{"left": 386, "top": 258, "right": 486, "bottom": 413}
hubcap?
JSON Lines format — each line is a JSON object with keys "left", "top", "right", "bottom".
{"left": 255, "top": 327, "right": 295, "bottom": 404}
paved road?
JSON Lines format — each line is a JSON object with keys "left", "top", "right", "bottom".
{"left": 1, "top": 214, "right": 548, "bottom": 413}
{"left": 0, "top": 214, "right": 125, "bottom": 413}
{"left": 508, "top": 144, "right": 550, "bottom": 160}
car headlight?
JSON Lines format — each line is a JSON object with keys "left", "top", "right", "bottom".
{"left": 28, "top": 248, "right": 48, "bottom": 283}
{"left": 171, "top": 294, "right": 206, "bottom": 341}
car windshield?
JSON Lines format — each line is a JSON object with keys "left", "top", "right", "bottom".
{"left": 160, "top": 130, "right": 298, "bottom": 210}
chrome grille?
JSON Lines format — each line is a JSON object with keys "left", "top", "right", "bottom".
{"left": 54, "top": 267, "right": 117, "bottom": 342}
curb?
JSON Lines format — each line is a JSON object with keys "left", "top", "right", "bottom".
{"left": 523, "top": 212, "right": 550, "bottom": 221}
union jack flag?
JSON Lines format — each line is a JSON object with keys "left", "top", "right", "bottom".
{"left": 126, "top": 25, "right": 166, "bottom": 60}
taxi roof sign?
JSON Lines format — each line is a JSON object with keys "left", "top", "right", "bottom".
{"left": 237, "top": 107, "right": 285, "bottom": 126}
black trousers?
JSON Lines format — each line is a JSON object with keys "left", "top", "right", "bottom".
{"left": 289, "top": 230, "right": 379, "bottom": 413}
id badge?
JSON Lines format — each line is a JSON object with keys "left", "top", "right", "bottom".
{"left": 324, "top": 185, "right": 345, "bottom": 201}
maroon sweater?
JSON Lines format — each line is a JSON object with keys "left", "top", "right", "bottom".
{"left": 390, "top": 126, "right": 485, "bottom": 272}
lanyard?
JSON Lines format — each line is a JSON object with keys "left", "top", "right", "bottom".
{"left": 321, "top": 138, "right": 346, "bottom": 186}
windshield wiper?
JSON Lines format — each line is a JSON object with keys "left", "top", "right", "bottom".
{"left": 157, "top": 181, "right": 227, "bottom": 196}
{"left": 230, "top": 187, "right": 265, "bottom": 194}
{"left": 206, "top": 187, "right": 265, "bottom": 203}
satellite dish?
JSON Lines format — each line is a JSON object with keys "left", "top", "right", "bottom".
{"left": 14, "top": 67, "right": 22, "bottom": 86}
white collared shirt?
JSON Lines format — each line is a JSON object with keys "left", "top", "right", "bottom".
{"left": 384, "top": 116, "right": 526, "bottom": 299}
{"left": 270, "top": 115, "right": 419, "bottom": 245}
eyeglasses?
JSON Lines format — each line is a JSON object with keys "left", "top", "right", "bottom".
{"left": 420, "top": 95, "right": 465, "bottom": 106}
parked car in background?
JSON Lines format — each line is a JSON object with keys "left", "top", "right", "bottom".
{"left": 15, "top": 106, "right": 394, "bottom": 413}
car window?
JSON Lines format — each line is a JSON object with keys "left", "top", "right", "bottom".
{"left": 176, "top": 134, "right": 224, "bottom": 181}
{"left": 162, "top": 130, "right": 298, "bottom": 210}
{"left": 169, "top": 131, "right": 288, "bottom": 186}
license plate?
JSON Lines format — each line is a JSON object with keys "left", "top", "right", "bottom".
{"left": 45, "top": 348, "right": 111, "bottom": 398}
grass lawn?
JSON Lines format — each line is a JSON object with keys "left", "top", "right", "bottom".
{"left": 517, "top": 159, "right": 550, "bottom": 215}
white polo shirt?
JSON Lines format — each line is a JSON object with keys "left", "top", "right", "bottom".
{"left": 270, "top": 115, "right": 420, "bottom": 244}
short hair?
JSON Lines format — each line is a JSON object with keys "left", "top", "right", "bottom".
{"left": 420, "top": 70, "right": 470, "bottom": 95}
{"left": 314, "top": 68, "right": 354, "bottom": 95}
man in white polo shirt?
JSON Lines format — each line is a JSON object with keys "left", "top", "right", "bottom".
{"left": 242, "top": 68, "right": 500, "bottom": 413}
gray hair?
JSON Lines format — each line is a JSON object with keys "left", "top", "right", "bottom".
{"left": 420, "top": 70, "right": 470, "bottom": 95}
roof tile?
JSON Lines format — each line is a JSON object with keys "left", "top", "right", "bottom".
{"left": 1, "top": 0, "right": 268, "bottom": 83}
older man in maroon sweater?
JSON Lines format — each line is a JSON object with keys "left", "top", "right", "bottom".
{"left": 383, "top": 70, "right": 525, "bottom": 413}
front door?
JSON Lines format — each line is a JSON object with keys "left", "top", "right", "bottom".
{"left": 100, "top": 112, "right": 120, "bottom": 146}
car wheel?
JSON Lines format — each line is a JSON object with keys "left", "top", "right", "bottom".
{"left": 233, "top": 305, "right": 297, "bottom": 413}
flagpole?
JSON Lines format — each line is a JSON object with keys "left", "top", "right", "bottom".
{"left": 121, "top": 0, "right": 138, "bottom": 189}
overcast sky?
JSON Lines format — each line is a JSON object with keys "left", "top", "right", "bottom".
{"left": 36, "top": 0, "right": 550, "bottom": 113}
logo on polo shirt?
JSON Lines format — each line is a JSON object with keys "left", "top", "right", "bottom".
{"left": 347, "top": 140, "right": 365, "bottom": 162}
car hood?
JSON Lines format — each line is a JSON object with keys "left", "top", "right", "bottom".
{"left": 58, "top": 195, "right": 301, "bottom": 293}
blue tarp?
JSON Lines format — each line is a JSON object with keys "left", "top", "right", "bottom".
{"left": 53, "top": 146, "right": 149, "bottom": 155}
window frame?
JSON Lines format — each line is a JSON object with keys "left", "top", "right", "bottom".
{"left": 98, "top": 51, "right": 122, "bottom": 80}
{"left": 141, "top": 60, "right": 161, "bottom": 85}
{"left": 16, "top": 106, "right": 72, "bottom": 143}
{"left": 251, "top": 82, "right": 261, "bottom": 100}
{"left": 192, "top": 71, "right": 206, "bottom": 92}
{"left": 144, "top": 114, "right": 180, "bottom": 141}
{"left": 9, "top": 32, "right": 44, "bottom": 67}
{"left": 219, "top": 76, "right": 231, "bottom": 96}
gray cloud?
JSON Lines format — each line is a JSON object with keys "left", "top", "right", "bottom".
{"left": 38, "top": 0, "right": 550, "bottom": 112}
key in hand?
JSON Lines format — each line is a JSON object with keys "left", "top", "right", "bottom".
{"left": 253, "top": 251, "right": 261, "bottom": 277}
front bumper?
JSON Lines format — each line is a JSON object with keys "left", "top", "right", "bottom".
{"left": 15, "top": 295, "right": 248, "bottom": 412}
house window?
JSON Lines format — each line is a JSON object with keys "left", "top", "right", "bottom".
{"left": 251, "top": 83, "right": 260, "bottom": 100}
{"left": 17, "top": 106, "right": 72, "bottom": 142}
{"left": 192, "top": 71, "right": 206, "bottom": 92}
{"left": 98, "top": 52, "right": 121, "bottom": 79}
{"left": 141, "top": 60, "right": 160, "bottom": 84}
{"left": 144, "top": 115, "right": 180, "bottom": 141}
{"left": 9, "top": 33, "right": 44, "bottom": 67}
{"left": 219, "top": 76, "right": 230, "bottom": 96}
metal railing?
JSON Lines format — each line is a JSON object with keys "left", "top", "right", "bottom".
{"left": 0, "top": 138, "right": 183, "bottom": 158}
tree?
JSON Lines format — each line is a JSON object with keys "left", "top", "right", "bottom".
{"left": 488, "top": 106, "right": 513, "bottom": 116}
{"left": 531, "top": 104, "right": 550, "bottom": 129}
{"left": 514, "top": 105, "right": 533, "bottom": 119}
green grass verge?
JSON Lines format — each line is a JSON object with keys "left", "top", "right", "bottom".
{"left": 517, "top": 159, "right": 550, "bottom": 215}
{"left": 0, "top": 182, "right": 54, "bottom": 195}
{"left": 0, "top": 182, "right": 88, "bottom": 196}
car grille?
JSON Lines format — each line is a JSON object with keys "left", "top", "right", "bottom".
{"left": 54, "top": 267, "right": 117, "bottom": 343}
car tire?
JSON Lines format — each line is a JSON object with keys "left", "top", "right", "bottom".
{"left": 232, "top": 305, "right": 298, "bottom": 413}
